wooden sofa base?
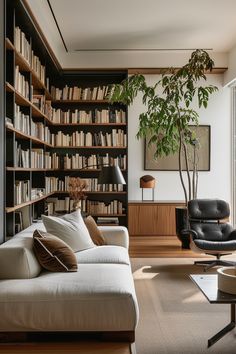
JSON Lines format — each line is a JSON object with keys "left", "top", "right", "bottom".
{"left": 0, "top": 331, "right": 136, "bottom": 354}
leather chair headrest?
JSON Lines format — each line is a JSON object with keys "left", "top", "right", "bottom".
{"left": 188, "top": 199, "right": 230, "bottom": 220}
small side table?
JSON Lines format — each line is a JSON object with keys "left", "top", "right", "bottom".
{"left": 190, "top": 274, "right": 236, "bottom": 347}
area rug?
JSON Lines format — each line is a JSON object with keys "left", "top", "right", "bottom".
{"left": 132, "top": 258, "right": 236, "bottom": 354}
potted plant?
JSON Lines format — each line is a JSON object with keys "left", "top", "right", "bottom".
{"left": 109, "top": 49, "right": 218, "bottom": 248}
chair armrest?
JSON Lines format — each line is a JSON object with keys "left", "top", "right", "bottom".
{"left": 181, "top": 229, "right": 198, "bottom": 239}
{"left": 98, "top": 226, "right": 129, "bottom": 249}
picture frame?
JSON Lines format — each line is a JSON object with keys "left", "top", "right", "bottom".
{"left": 144, "top": 125, "right": 211, "bottom": 171}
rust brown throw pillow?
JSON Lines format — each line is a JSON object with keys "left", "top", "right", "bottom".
{"left": 33, "top": 230, "right": 78, "bottom": 272}
{"left": 84, "top": 216, "right": 106, "bottom": 246}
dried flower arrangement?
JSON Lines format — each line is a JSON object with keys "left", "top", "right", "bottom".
{"left": 68, "top": 177, "right": 88, "bottom": 210}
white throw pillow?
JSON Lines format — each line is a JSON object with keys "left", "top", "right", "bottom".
{"left": 42, "top": 210, "right": 95, "bottom": 252}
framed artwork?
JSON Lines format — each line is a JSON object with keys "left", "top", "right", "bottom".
{"left": 144, "top": 125, "right": 211, "bottom": 171}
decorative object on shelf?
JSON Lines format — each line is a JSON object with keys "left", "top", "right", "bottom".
{"left": 140, "top": 175, "right": 156, "bottom": 201}
{"left": 68, "top": 165, "right": 126, "bottom": 213}
{"left": 68, "top": 177, "right": 88, "bottom": 210}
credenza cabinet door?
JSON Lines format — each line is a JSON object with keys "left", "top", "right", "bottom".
{"left": 128, "top": 202, "right": 184, "bottom": 236}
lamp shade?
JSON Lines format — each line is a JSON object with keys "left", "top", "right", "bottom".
{"left": 98, "top": 166, "right": 126, "bottom": 185}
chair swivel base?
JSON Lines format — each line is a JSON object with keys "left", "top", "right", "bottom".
{"left": 194, "top": 259, "right": 236, "bottom": 272}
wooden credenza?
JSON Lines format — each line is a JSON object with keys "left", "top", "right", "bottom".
{"left": 128, "top": 201, "right": 185, "bottom": 237}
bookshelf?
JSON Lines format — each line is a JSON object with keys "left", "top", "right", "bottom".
{"left": 0, "top": 0, "right": 4, "bottom": 243}
{"left": 3, "top": 0, "right": 128, "bottom": 240}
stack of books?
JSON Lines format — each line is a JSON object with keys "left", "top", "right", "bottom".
{"left": 97, "top": 217, "right": 119, "bottom": 225}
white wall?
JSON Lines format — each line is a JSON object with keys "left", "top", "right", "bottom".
{"left": 128, "top": 74, "right": 231, "bottom": 203}
{"left": 224, "top": 44, "right": 236, "bottom": 86}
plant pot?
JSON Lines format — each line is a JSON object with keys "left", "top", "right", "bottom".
{"left": 175, "top": 207, "right": 190, "bottom": 249}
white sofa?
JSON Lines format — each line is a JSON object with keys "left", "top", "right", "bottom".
{"left": 0, "top": 222, "right": 139, "bottom": 343}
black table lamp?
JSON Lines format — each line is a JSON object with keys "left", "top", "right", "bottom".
{"left": 98, "top": 166, "right": 126, "bottom": 185}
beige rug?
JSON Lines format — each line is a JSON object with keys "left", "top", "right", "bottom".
{"left": 132, "top": 257, "right": 236, "bottom": 354}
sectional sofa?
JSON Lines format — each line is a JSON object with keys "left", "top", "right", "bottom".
{"left": 0, "top": 221, "right": 139, "bottom": 351}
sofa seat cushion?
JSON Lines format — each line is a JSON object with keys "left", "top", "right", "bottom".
{"left": 75, "top": 245, "right": 130, "bottom": 265}
{"left": 0, "top": 237, "right": 41, "bottom": 279}
{"left": 0, "top": 264, "right": 139, "bottom": 332}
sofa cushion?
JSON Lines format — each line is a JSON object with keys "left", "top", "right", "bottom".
{"left": 0, "top": 237, "right": 41, "bottom": 279}
{"left": 75, "top": 245, "right": 130, "bottom": 265}
{"left": 42, "top": 210, "right": 95, "bottom": 252}
{"left": 33, "top": 230, "right": 78, "bottom": 272}
{"left": 84, "top": 216, "right": 106, "bottom": 246}
{"left": 0, "top": 264, "right": 139, "bottom": 332}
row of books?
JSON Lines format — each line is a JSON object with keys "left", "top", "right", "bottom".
{"left": 31, "top": 149, "right": 44, "bottom": 169}
{"left": 53, "top": 129, "right": 127, "bottom": 147}
{"left": 49, "top": 108, "right": 126, "bottom": 124}
{"left": 45, "top": 152, "right": 60, "bottom": 169}
{"left": 32, "top": 94, "right": 45, "bottom": 112}
{"left": 14, "top": 180, "right": 30, "bottom": 205}
{"left": 15, "top": 66, "right": 30, "bottom": 99}
{"left": 46, "top": 197, "right": 73, "bottom": 214}
{"left": 31, "top": 122, "right": 51, "bottom": 144}
{"left": 15, "top": 143, "right": 59, "bottom": 169}
{"left": 14, "top": 104, "right": 30, "bottom": 135}
{"left": 15, "top": 142, "right": 30, "bottom": 168}
{"left": 63, "top": 153, "right": 126, "bottom": 170}
{"left": 97, "top": 217, "right": 119, "bottom": 225}
{"left": 13, "top": 149, "right": 126, "bottom": 170}
{"left": 14, "top": 104, "right": 51, "bottom": 144}
{"left": 13, "top": 99, "right": 125, "bottom": 128}
{"left": 45, "top": 176, "right": 124, "bottom": 194}
{"left": 86, "top": 200, "right": 124, "bottom": 215}
{"left": 51, "top": 85, "right": 111, "bottom": 101}
{"left": 14, "top": 26, "right": 46, "bottom": 84}
{"left": 45, "top": 197, "right": 124, "bottom": 216}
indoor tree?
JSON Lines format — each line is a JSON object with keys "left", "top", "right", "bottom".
{"left": 109, "top": 49, "right": 218, "bottom": 206}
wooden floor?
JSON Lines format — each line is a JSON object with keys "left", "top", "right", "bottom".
{"left": 129, "top": 236, "right": 206, "bottom": 258}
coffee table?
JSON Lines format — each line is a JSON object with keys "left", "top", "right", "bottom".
{"left": 190, "top": 274, "right": 236, "bottom": 347}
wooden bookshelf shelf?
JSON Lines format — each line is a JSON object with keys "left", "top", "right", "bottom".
{"left": 6, "top": 125, "right": 53, "bottom": 147}
{"left": 52, "top": 123, "right": 126, "bottom": 126}
{"left": 6, "top": 167, "right": 55, "bottom": 171}
{"left": 6, "top": 192, "right": 55, "bottom": 213}
{"left": 54, "top": 191, "right": 127, "bottom": 195}
{"left": 15, "top": 50, "right": 31, "bottom": 73}
{"left": 53, "top": 169, "right": 127, "bottom": 172}
{"left": 14, "top": 89, "right": 31, "bottom": 107}
{"left": 5, "top": 37, "right": 14, "bottom": 50}
{"left": 52, "top": 146, "right": 127, "bottom": 149}
{"left": 5, "top": 83, "right": 52, "bottom": 123}
{"left": 52, "top": 100, "right": 110, "bottom": 104}
{"left": 5, "top": 82, "right": 15, "bottom": 93}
